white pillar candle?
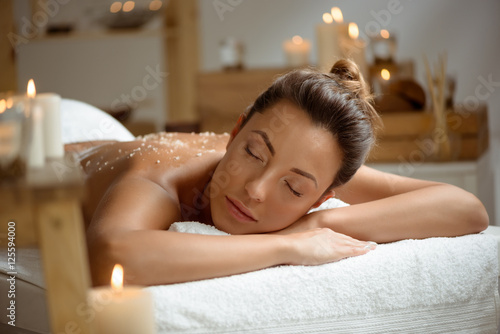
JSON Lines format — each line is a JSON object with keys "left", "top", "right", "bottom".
{"left": 27, "top": 104, "right": 45, "bottom": 168}
{"left": 37, "top": 93, "right": 64, "bottom": 159}
{"left": 282, "top": 35, "right": 311, "bottom": 67}
{"left": 340, "top": 23, "right": 368, "bottom": 81}
{"left": 315, "top": 8, "right": 348, "bottom": 72}
{"left": 25, "top": 79, "right": 45, "bottom": 169}
{"left": 88, "top": 265, "right": 156, "bottom": 334}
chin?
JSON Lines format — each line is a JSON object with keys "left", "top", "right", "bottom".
{"left": 212, "top": 218, "right": 246, "bottom": 235}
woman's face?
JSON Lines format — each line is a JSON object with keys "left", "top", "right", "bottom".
{"left": 209, "top": 100, "right": 343, "bottom": 234}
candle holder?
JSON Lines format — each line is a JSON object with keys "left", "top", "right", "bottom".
{"left": 283, "top": 35, "right": 311, "bottom": 68}
{"left": 219, "top": 37, "right": 245, "bottom": 71}
{"left": 424, "top": 53, "right": 460, "bottom": 161}
{"left": 370, "top": 30, "right": 397, "bottom": 65}
{"left": 0, "top": 93, "right": 30, "bottom": 181}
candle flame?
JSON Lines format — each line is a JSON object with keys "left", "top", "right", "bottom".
{"left": 331, "top": 7, "right": 343, "bottom": 23}
{"left": 322, "top": 13, "right": 333, "bottom": 24}
{"left": 0, "top": 99, "right": 5, "bottom": 114}
{"left": 111, "top": 264, "right": 124, "bottom": 292}
{"left": 292, "top": 35, "right": 303, "bottom": 45}
{"left": 381, "top": 69, "right": 391, "bottom": 81}
{"left": 6, "top": 98, "right": 13, "bottom": 109}
{"left": 348, "top": 23, "right": 359, "bottom": 39}
{"left": 380, "top": 29, "right": 390, "bottom": 39}
{"left": 27, "top": 79, "right": 36, "bottom": 98}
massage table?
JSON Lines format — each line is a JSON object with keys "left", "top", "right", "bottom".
{"left": 0, "top": 99, "right": 498, "bottom": 333}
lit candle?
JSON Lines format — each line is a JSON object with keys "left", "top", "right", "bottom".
{"left": 37, "top": 93, "right": 64, "bottom": 159}
{"left": 315, "top": 7, "right": 348, "bottom": 72}
{"left": 88, "top": 264, "right": 156, "bottom": 334}
{"left": 26, "top": 79, "right": 45, "bottom": 169}
{"left": 373, "top": 68, "right": 391, "bottom": 95}
{"left": 282, "top": 35, "right": 311, "bottom": 68}
{"left": 0, "top": 96, "right": 26, "bottom": 179}
{"left": 371, "top": 29, "right": 397, "bottom": 64}
{"left": 340, "top": 22, "right": 368, "bottom": 80}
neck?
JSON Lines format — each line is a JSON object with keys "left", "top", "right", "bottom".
{"left": 178, "top": 158, "right": 220, "bottom": 225}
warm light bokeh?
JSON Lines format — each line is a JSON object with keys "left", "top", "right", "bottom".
{"left": 322, "top": 13, "right": 333, "bottom": 24}
{"left": 292, "top": 35, "right": 303, "bottom": 45}
{"left": 110, "top": 2, "right": 122, "bottom": 13}
{"left": 348, "top": 23, "right": 359, "bottom": 39}
{"left": 6, "top": 98, "right": 13, "bottom": 109}
{"left": 331, "top": 7, "right": 343, "bottom": 23}
{"left": 0, "top": 99, "right": 6, "bottom": 114}
{"left": 123, "top": 1, "right": 135, "bottom": 12}
{"left": 149, "top": 0, "right": 163, "bottom": 11}
{"left": 381, "top": 69, "right": 391, "bottom": 80}
{"left": 380, "top": 29, "right": 390, "bottom": 39}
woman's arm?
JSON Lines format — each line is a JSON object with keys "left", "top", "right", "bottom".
{"left": 279, "top": 165, "right": 488, "bottom": 243}
{"left": 87, "top": 176, "right": 373, "bottom": 286}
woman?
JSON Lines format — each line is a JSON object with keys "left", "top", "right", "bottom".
{"left": 72, "top": 60, "right": 488, "bottom": 286}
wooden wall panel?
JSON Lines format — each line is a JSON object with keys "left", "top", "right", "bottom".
{"left": 0, "top": 0, "right": 17, "bottom": 92}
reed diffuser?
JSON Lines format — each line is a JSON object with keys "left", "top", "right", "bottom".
{"left": 423, "top": 53, "right": 453, "bottom": 161}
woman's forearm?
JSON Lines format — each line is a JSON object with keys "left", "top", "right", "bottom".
{"left": 319, "top": 184, "right": 489, "bottom": 243}
{"left": 89, "top": 230, "right": 290, "bottom": 286}
{"left": 89, "top": 227, "right": 374, "bottom": 286}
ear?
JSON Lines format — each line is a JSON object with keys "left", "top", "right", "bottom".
{"left": 227, "top": 113, "right": 247, "bottom": 149}
{"left": 310, "top": 190, "right": 335, "bottom": 209}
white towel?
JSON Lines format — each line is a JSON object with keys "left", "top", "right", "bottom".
{"left": 149, "top": 199, "right": 499, "bottom": 333}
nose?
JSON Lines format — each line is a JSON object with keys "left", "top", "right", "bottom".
{"left": 245, "top": 176, "right": 269, "bottom": 203}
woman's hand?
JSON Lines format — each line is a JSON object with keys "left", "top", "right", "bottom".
{"left": 284, "top": 228, "right": 376, "bottom": 266}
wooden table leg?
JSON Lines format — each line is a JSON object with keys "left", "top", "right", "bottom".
{"left": 37, "top": 198, "right": 96, "bottom": 334}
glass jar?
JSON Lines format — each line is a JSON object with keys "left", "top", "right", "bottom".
{"left": 0, "top": 93, "right": 30, "bottom": 180}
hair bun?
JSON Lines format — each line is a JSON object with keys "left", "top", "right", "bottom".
{"left": 330, "top": 59, "right": 381, "bottom": 133}
{"left": 329, "top": 59, "right": 371, "bottom": 100}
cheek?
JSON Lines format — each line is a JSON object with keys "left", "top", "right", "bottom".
{"left": 211, "top": 156, "right": 246, "bottom": 192}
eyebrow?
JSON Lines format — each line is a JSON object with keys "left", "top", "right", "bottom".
{"left": 251, "top": 130, "right": 275, "bottom": 156}
{"left": 290, "top": 168, "right": 318, "bottom": 189}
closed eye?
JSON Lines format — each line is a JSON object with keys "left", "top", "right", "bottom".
{"left": 285, "top": 181, "right": 302, "bottom": 197}
{"left": 245, "top": 145, "right": 262, "bottom": 162}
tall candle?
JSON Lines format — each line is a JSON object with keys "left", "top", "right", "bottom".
{"left": 282, "top": 35, "right": 311, "bottom": 67}
{"left": 371, "top": 29, "right": 397, "bottom": 64}
{"left": 26, "top": 79, "right": 45, "bottom": 169}
{"left": 315, "top": 7, "right": 348, "bottom": 72}
{"left": 37, "top": 93, "right": 64, "bottom": 159}
{"left": 340, "top": 23, "right": 368, "bottom": 80}
{"left": 88, "top": 264, "right": 156, "bottom": 334}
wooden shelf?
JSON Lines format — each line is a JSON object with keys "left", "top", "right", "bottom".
{"left": 197, "top": 68, "right": 488, "bottom": 162}
{"left": 369, "top": 105, "right": 489, "bottom": 162}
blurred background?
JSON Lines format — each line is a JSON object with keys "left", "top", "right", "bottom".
{"left": 1, "top": 0, "right": 499, "bottom": 224}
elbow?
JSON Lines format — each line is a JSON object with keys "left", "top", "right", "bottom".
{"left": 463, "top": 193, "right": 489, "bottom": 234}
{"left": 87, "top": 231, "right": 130, "bottom": 287}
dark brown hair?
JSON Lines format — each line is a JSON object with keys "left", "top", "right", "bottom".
{"left": 243, "top": 59, "right": 380, "bottom": 189}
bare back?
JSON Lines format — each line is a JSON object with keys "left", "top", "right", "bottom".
{"left": 69, "top": 132, "right": 229, "bottom": 229}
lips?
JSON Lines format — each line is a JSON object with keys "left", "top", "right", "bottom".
{"left": 225, "top": 196, "right": 257, "bottom": 223}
